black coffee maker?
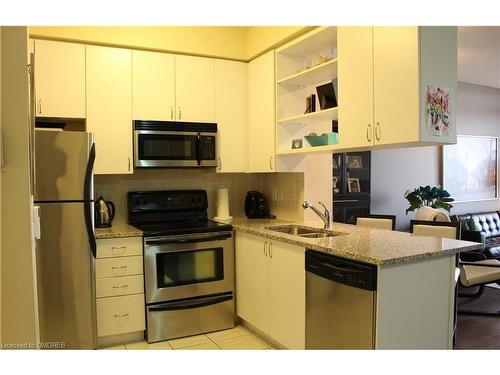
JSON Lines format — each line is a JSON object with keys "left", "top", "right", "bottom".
{"left": 245, "top": 191, "right": 269, "bottom": 219}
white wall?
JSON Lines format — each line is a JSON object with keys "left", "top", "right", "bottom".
{"left": 371, "top": 82, "right": 500, "bottom": 230}
{"left": 0, "top": 27, "right": 38, "bottom": 346}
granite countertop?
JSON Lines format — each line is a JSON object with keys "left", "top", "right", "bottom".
{"left": 94, "top": 224, "right": 143, "bottom": 239}
{"left": 228, "top": 218, "right": 483, "bottom": 266}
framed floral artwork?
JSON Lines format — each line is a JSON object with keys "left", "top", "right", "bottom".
{"left": 427, "top": 85, "right": 451, "bottom": 137}
{"left": 443, "top": 135, "right": 498, "bottom": 202}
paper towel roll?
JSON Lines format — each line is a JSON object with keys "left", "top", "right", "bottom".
{"left": 214, "top": 188, "right": 233, "bottom": 221}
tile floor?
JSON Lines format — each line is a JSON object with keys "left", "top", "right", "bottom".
{"left": 102, "top": 325, "right": 276, "bottom": 350}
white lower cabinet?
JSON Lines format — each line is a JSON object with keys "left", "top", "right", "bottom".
{"left": 95, "top": 237, "right": 145, "bottom": 338}
{"left": 95, "top": 256, "right": 143, "bottom": 278}
{"left": 235, "top": 231, "right": 305, "bottom": 349}
{"left": 96, "top": 275, "right": 144, "bottom": 299}
{"left": 96, "top": 294, "right": 145, "bottom": 337}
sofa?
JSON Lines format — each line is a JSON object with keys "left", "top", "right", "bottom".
{"left": 453, "top": 211, "right": 500, "bottom": 259}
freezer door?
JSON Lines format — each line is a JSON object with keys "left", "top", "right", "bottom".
{"left": 35, "top": 130, "right": 93, "bottom": 202}
{"left": 36, "top": 202, "right": 96, "bottom": 349}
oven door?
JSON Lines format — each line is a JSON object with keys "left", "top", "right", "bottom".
{"left": 134, "top": 130, "right": 200, "bottom": 167}
{"left": 144, "top": 231, "right": 234, "bottom": 304}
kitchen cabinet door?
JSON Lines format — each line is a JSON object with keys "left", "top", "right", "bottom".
{"left": 86, "top": 45, "right": 133, "bottom": 174}
{"left": 235, "top": 232, "right": 270, "bottom": 335}
{"left": 214, "top": 59, "right": 248, "bottom": 172}
{"left": 34, "top": 40, "right": 86, "bottom": 118}
{"left": 175, "top": 55, "right": 215, "bottom": 122}
{"left": 373, "top": 27, "right": 419, "bottom": 145}
{"left": 248, "top": 50, "right": 276, "bottom": 172}
{"left": 337, "top": 27, "right": 374, "bottom": 148}
{"left": 269, "top": 241, "right": 305, "bottom": 349}
{"left": 132, "top": 50, "right": 175, "bottom": 121}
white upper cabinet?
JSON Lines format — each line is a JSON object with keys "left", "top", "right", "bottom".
{"left": 337, "top": 26, "right": 457, "bottom": 149}
{"left": 34, "top": 40, "right": 86, "bottom": 119}
{"left": 214, "top": 59, "right": 248, "bottom": 172}
{"left": 372, "top": 27, "right": 420, "bottom": 145}
{"left": 248, "top": 50, "right": 276, "bottom": 172}
{"left": 175, "top": 55, "right": 215, "bottom": 123}
{"left": 337, "top": 27, "right": 374, "bottom": 149}
{"left": 86, "top": 45, "right": 133, "bottom": 175}
{"left": 132, "top": 50, "right": 175, "bottom": 121}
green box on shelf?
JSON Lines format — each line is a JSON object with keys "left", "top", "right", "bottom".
{"left": 304, "top": 132, "right": 338, "bottom": 147}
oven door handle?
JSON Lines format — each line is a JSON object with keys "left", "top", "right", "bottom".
{"left": 148, "top": 293, "right": 233, "bottom": 312}
{"left": 145, "top": 232, "right": 232, "bottom": 245}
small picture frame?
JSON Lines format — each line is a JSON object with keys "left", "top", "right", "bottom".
{"left": 346, "top": 155, "right": 363, "bottom": 169}
{"left": 347, "top": 178, "right": 361, "bottom": 193}
{"left": 291, "top": 139, "right": 303, "bottom": 149}
{"left": 316, "top": 79, "right": 338, "bottom": 110}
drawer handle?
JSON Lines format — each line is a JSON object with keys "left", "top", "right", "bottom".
{"left": 113, "top": 313, "right": 130, "bottom": 318}
{"left": 111, "top": 265, "right": 128, "bottom": 270}
{"left": 112, "top": 284, "right": 129, "bottom": 289}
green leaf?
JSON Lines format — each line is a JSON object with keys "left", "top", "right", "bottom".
{"left": 440, "top": 197, "right": 454, "bottom": 203}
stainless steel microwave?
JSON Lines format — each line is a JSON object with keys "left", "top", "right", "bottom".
{"left": 133, "top": 120, "right": 217, "bottom": 168}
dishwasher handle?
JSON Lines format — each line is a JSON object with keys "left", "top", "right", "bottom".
{"left": 305, "top": 250, "right": 377, "bottom": 291}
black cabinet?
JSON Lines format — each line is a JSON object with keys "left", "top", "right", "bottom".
{"left": 333, "top": 152, "right": 371, "bottom": 224}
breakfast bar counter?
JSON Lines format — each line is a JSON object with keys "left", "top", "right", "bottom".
{"left": 229, "top": 218, "right": 482, "bottom": 265}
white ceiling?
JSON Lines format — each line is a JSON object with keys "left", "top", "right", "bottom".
{"left": 458, "top": 26, "right": 500, "bottom": 89}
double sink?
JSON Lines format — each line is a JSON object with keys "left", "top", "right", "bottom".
{"left": 265, "top": 224, "right": 344, "bottom": 239}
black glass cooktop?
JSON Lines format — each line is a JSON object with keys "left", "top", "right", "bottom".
{"left": 128, "top": 190, "right": 232, "bottom": 237}
{"left": 132, "top": 218, "right": 232, "bottom": 237}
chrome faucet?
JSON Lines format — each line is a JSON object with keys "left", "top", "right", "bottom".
{"left": 302, "top": 201, "right": 331, "bottom": 229}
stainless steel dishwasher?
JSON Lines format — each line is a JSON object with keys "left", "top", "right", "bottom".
{"left": 305, "top": 250, "right": 377, "bottom": 349}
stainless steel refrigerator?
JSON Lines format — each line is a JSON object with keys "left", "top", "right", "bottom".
{"left": 34, "top": 129, "right": 97, "bottom": 349}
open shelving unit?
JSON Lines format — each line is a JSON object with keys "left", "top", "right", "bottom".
{"left": 277, "top": 106, "right": 338, "bottom": 125}
{"left": 277, "top": 58, "right": 338, "bottom": 87}
{"left": 275, "top": 26, "right": 339, "bottom": 159}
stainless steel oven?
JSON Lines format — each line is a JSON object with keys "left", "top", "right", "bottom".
{"left": 144, "top": 231, "right": 234, "bottom": 304}
{"left": 129, "top": 189, "right": 235, "bottom": 342}
{"left": 133, "top": 120, "right": 217, "bottom": 168}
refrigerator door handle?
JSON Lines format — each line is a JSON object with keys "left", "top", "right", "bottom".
{"left": 84, "top": 143, "right": 96, "bottom": 258}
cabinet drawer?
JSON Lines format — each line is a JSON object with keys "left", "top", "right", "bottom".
{"left": 97, "top": 294, "right": 145, "bottom": 337}
{"left": 96, "top": 275, "right": 144, "bottom": 298}
{"left": 96, "top": 237, "right": 142, "bottom": 258}
{"left": 95, "top": 256, "right": 143, "bottom": 278}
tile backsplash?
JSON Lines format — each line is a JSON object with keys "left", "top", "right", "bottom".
{"left": 94, "top": 170, "right": 304, "bottom": 225}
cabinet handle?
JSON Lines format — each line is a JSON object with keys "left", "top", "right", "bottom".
{"left": 375, "top": 122, "right": 381, "bottom": 141}
{"left": 38, "top": 99, "right": 42, "bottom": 114}
{"left": 366, "top": 124, "right": 372, "bottom": 142}
{"left": 269, "top": 156, "right": 273, "bottom": 170}
{"left": 170, "top": 106, "right": 174, "bottom": 120}
{"left": 263, "top": 241, "right": 268, "bottom": 257}
{"left": 178, "top": 106, "right": 182, "bottom": 120}
{"left": 218, "top": 157, "right": 222, "bottom": 171}
{"left": 128, "top": 157, "right": 131, "bottom": 171}
{"left": 112, "top": 284, "right": 129, "bottom": 289}
{"left": 113, "top": 313, "right": 130, "bottom": 318}
{"left": 269, "top": 242, "right": 273, "bottom": 258}
{"left": 111, "top": 265, "right": 128, "bottom": 270}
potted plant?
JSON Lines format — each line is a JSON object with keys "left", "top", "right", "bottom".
{"left": 404, "top": 185, "right": 454, "bottom": 215}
